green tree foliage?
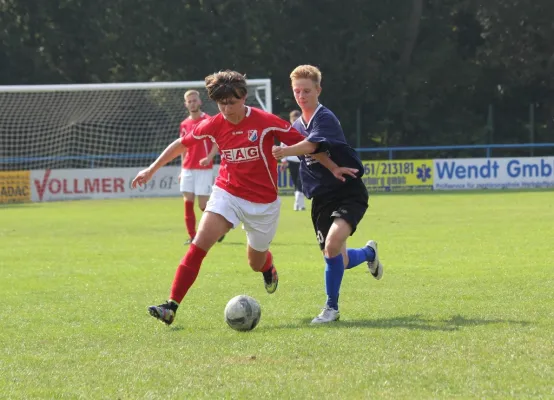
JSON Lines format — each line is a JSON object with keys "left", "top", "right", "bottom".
{"left": 1, "top": 0, "right": 552, "bottom": 148}
{"left": 476, "top": 0, "right": 554, "bottom": 142}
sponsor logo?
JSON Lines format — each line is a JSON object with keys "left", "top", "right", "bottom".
{"left": 433, "top": 157, "right": 554, "bottom": 191}
{"left": 331, "top": 208, "right": 348, "bottom": 218}
{"left": 248, "top": 130, "right": 258, "bottom": 142}
{"left": 435, "top": 158, "right": 554, "bottom": 180}
{"left": 232, "top": 130, "right": 244, "bottom": 135}
{"left": 34, "top": 170, "right": 125, "bottom": 201}
{"left": 221, "top": 146, "right": 260, "bottom": 162}
{"left": 435, "top": 160, "right": 501, "bottom": 179}
{"left": 0, "top": 171, "right": 31, "bottom": 203}
{"left": 507, "top": 159, "right": 553, "bottom": 178}
{"left": 0, "top": 186, "right": 28, "bottom": 197}
{"left": 416, "top": 164, "right": 432, "bottom": 182}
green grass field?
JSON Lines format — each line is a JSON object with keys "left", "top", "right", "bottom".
{"left": 1, "top": 191, "right": 553, "bottom": 399}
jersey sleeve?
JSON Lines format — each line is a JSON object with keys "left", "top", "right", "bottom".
{"left": 180, "top": 117, "right": 216, "bottom": 147}
{"left": 267, "top": 114, "right": 305, "bottom": 146}
{"left": 306, "top": 113, "right": 345, "bottom": 145}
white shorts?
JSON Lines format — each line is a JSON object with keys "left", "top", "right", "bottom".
{"left": 180, "top": 169, "right": 213, "bottom": 196}
{"left": 205, "top": 186, "right": 281, "bottom": 252}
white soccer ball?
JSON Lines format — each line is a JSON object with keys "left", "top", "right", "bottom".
{"left": 224, "top": 295, "right": 261, "bottom": 331}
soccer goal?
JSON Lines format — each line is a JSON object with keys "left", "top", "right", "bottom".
{"left": 0, "top": 79, "right": 272, "bottom": 170}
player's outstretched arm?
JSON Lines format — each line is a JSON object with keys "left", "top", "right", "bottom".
{"left": 132, "top": 138, "right": 186, "bottom": 188}
{"left": 272, "top": 140, "right": 317, "bottom": 159}
{"left": 311, "top": 152, "right": 358, "bottom": 182}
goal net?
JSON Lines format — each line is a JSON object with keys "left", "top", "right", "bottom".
{"left": 0, "top": 80, "right": 272, "bottom": 170}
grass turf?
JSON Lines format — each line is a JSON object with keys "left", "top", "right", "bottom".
{"left": 1, "top": 190, "right": 553, "bottom": 399}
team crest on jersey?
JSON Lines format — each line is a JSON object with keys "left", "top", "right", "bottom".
{"left": 248, "top": 130, "right": 258, "bottom": 142}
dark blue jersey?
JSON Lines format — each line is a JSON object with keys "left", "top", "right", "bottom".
{"left": 293, "top": 104, "right": 364, "bottom": 199}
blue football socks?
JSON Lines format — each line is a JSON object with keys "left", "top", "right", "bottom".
{"left": 324, "top": 254, "right": 345, "bottom": 310}
{"left": 346, "top": 246, "right": 375, "bottom": 269}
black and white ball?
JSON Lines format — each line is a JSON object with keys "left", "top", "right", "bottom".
{"left": 224, "top": 295, "right": 261, "bottom": 331}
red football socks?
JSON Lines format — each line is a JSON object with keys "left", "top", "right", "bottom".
{"left": 169, "top": 244, "right": 207, "bottom": 304}
{"left": 260, "top": 251, "right": 273, "bottom": 273}
{"left": 184, "top": 200, "right": 196, "bottom": 238}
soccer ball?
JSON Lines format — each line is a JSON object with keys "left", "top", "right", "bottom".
{"left": 224, "top": 295, "right": 261, "bottom": 331}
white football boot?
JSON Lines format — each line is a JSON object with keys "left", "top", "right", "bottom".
{"left": 311, "top": 306, "right": 340, "bottom": 324}
{"left": 366, "top": 240, "right": 383, "bottom": 280}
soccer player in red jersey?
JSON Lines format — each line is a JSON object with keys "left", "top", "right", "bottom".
{"left": 179, "top": 90, "right": 220, "bottom": 245}
{"left": 132, "top": 70, "right": 358, "bottom": 325}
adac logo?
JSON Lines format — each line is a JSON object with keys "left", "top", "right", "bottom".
{"left": 416, "top": 164, "right": 432, "bottom": 182}
{"left": 248, "top": 130, "right": 258, "bottom": 142}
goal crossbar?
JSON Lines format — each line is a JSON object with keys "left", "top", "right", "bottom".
{"left": 0, "top": 79, "right": 272, "bottom": 112}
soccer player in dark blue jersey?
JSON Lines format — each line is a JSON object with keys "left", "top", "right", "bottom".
{"left": 272, "top": 65, "right": 384, "bottom": 324}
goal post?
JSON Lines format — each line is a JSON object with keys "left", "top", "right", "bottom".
{"left": 0, "top": 79, "right": 272, "bottom": 171}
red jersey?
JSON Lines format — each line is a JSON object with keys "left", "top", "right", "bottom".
{"left": 179, "top": 113, "right": 213, "bottom": 170}
{"left": 181, "top": 107, "right": 306, "bottom": 203}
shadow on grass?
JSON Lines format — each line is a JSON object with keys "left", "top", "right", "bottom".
{"left": 169, "top": 325, "right": 186, "bottom": 332}
{"left": 270, "top": 314, "right": 532, "bottom": 332}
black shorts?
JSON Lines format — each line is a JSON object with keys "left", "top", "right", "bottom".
{"left": 311, "top": 178, "right": 369, "bottom": 250}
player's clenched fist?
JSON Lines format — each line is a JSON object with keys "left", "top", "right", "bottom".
{"left": 272, "top": 145, "right": 284, "bottom": 160}
{"left": 132, "top": 167, "right": 154, "bottom": 188}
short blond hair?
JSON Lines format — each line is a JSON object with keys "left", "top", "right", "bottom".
{"left": 290, "top": 65, "right": 322, "bottom": 87}
{"left": 184, "top": 90, "right": 200, "bottom": 100}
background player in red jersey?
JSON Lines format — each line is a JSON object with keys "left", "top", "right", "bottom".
{"left": 132, "top": 70, "right": 357, "bottom": 325}
{"left": 179, "top": 90, "right": 220, "bottom": 245}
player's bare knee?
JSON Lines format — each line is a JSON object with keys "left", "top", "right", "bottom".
{"left": 198, "top": 196, "right": 209, "bottom": 211}
{"left": 324, "top": 239, "right": 342, "bottom": 258}
{"left": 192, "top": 231, "right": 217, "bottom": 252}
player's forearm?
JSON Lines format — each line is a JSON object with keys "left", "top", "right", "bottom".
{"left": 281, "top": 140, "right": 317, "bottom": 157}
{"left": 150, "top": 138, "right": 186, "bottom": 173}
{"left": 311, "top": 152, "right": 339, "bottom": 173}
{"left": 207, "top": 144, "right": 219, "bottom": 160}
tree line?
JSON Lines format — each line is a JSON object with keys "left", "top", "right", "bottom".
{"left": 1, "top": 0, "right": 553, "bottom": 156}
